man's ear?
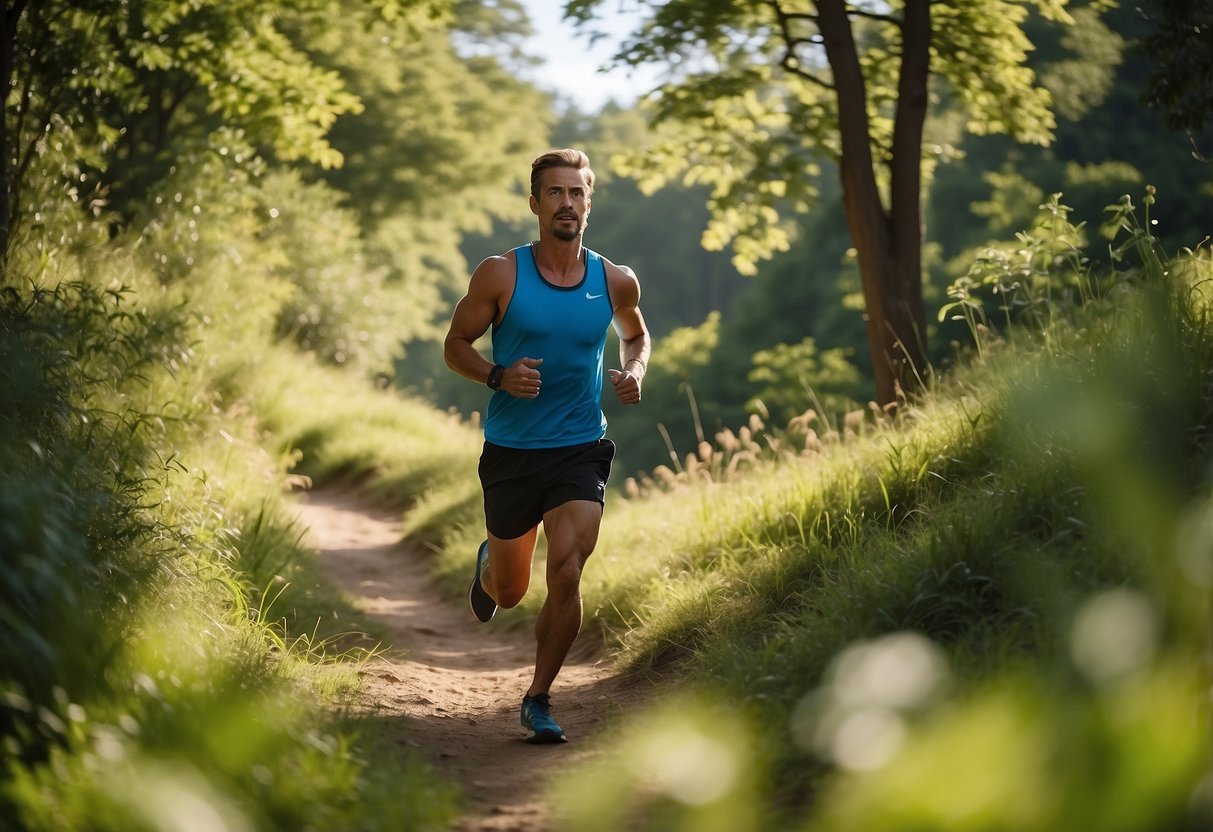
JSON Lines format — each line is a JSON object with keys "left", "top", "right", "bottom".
{"left": 529, "top": 194, "right": 539, "bottom": 215}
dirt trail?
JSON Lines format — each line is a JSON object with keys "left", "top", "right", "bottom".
{"left": 291, "top": 488, "right": 642, "bottom": 832}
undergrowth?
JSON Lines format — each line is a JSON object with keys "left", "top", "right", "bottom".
{"left": 0, "top": 234, "right": 458, "bottom": 829}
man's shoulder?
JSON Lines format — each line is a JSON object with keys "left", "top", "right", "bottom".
{"left": 597, "top": 254, "right": 641, "bottom": 307}
{"left": 482, "top": 245, "right": 522, "bottom": 267}
{"left": 598, "top": 254, "right": 638, "bottom": 283}
{"left": 473, "top": 248, "right": 521, "bottom": 281}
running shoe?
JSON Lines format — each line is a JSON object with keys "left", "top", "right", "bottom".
{"left": 520, "top": 693, "right": 567, "bottom": 744}
{"left": 468, "top": 539, "right": 497, "bottom": 622}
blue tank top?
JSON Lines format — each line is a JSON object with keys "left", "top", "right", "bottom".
{"left": 485, "top": 243, "right": 614, "bottom": 449}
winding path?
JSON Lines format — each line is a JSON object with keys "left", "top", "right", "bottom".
{"left": 292, "top": 488, "right": 642, "bottom": 831}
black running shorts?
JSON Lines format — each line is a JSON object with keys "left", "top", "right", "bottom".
{"left": 478, "top": 438, "right": 616, "bottom": 540}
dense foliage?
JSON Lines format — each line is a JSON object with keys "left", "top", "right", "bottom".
{"left": 0, "top": 241, "right": 462, "bottom": 828}
{"left": 562, "top": 0, "right": 1079, "bottom": 403}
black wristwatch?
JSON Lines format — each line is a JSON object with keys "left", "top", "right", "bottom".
{"left": 486, "top": 364, "right": 505, "bottom": 390}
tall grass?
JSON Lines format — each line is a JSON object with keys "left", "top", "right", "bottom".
{"left": 244, "top": 346, "right": 482, "bottom": 515}
{"left": 545, "top": 195, "right": 1213, "bottom": 829}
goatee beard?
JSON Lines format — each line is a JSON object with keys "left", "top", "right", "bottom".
{"left": 553, "top": 224, "right": 580, "bottom": 242}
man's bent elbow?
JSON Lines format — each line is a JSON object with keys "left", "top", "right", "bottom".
{"left": 442, "top": 337, "right": 460, "bottom": 373}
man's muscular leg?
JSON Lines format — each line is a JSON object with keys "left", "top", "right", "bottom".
{"left": 527, "top": 500, "right": 602, "bottom": 697}
{"left": 481, "top": 527, "right": 539, "bottom": 609}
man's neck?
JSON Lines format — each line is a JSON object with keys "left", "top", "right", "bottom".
{"left": 533, "top": 236, "right": 585, "bottom": 283}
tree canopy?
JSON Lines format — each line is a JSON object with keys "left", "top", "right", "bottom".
{"left": 4, "top": 0, "right": 555, "bottom": 368}
{"left": 566, "top": 0, "right": 1079, "bottom": 404}
{"left": 2, "top": 0, "right": 422, "bottom": 258}
{"left": 297, "top": 2, "right": 553, "bottom": 345}
{"left": 1137, "top": 0, "right": 1213, "bottom": 158}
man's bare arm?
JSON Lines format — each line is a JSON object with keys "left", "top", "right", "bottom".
{"left": 610, "top": 264, "right": 650, "bottom": 373}
{"left": 443, "top": 257, "right": 506, "bottom": 385}
{"left": 606, "top": 262, "right": 650, "bottom": 404}
{"left": 443, "top": 254, "right": 544, "bottom": 399}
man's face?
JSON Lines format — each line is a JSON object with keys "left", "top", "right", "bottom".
{"left": 531, "top": 166, "right": 591, "bottom": 241}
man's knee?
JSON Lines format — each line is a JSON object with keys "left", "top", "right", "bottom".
{"left": 491, "top": 573, "right": 529, "bottom": 609}
{"left": 486, "top": 531, "right": 538, "bottom": 608}
{"left": 548, "top": 553, "right": 587, "bottom": 597}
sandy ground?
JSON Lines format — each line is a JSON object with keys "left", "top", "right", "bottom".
{"left": 291, "top": 487, "right": 644, "bottom": 832}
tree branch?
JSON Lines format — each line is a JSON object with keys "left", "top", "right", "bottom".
{"left": 843, "top": 4, "right": 901, "bottom": 26}
{"left": 780, "top": 50, "right": 836, "bottom": 91}
{"left": 3, "top": 0, "right": 31, "bottom": 99}
{"left": 768, "top": 0, "right": 835, "bottom": 91}
{"left": 9, "top": 74, "right": 54, "bottom": 242}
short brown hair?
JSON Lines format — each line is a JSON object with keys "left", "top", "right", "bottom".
{"left": 530, "top": 148, "right": 594, "bottom": 200}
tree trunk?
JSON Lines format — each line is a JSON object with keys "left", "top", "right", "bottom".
{"left": 817, "top": 0, "right": 930, "bottom": 406}
{"left": 888, "top": 0, "right": 930, "bottom": 395}
{"left": 1, "top": 0, "right": 27, "bottom": 270}
{"left": 1, "top": 68, "right": 9, "bottom": 274}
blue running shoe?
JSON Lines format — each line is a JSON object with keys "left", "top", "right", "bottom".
{"left": 520, "top": 693, "right": 567, "bottom": 744}
{"left": 468, "top": 540, "right": 497, "bottom": 623}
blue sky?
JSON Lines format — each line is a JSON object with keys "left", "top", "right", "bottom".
{"left": 519, "top": 0, "right": 662, "bottom": 111}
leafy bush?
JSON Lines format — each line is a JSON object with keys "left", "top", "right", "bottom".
{"left": 0, "top": 278, "right": 182, "bottom": 770}
{"left": 254, "top": 171, "right": 415, "bottom": 374}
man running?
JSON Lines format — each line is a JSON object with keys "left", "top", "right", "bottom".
{"left": 443, "top": 148, "right": 650, "bottom": 743}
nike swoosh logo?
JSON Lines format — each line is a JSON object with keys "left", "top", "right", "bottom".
{"left": 585, "top": 292, "right": 604, "bottom": 299}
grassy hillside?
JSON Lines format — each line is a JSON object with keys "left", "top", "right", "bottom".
{"left": 541, "top": 201, "right": 1213, "bottom": 829}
